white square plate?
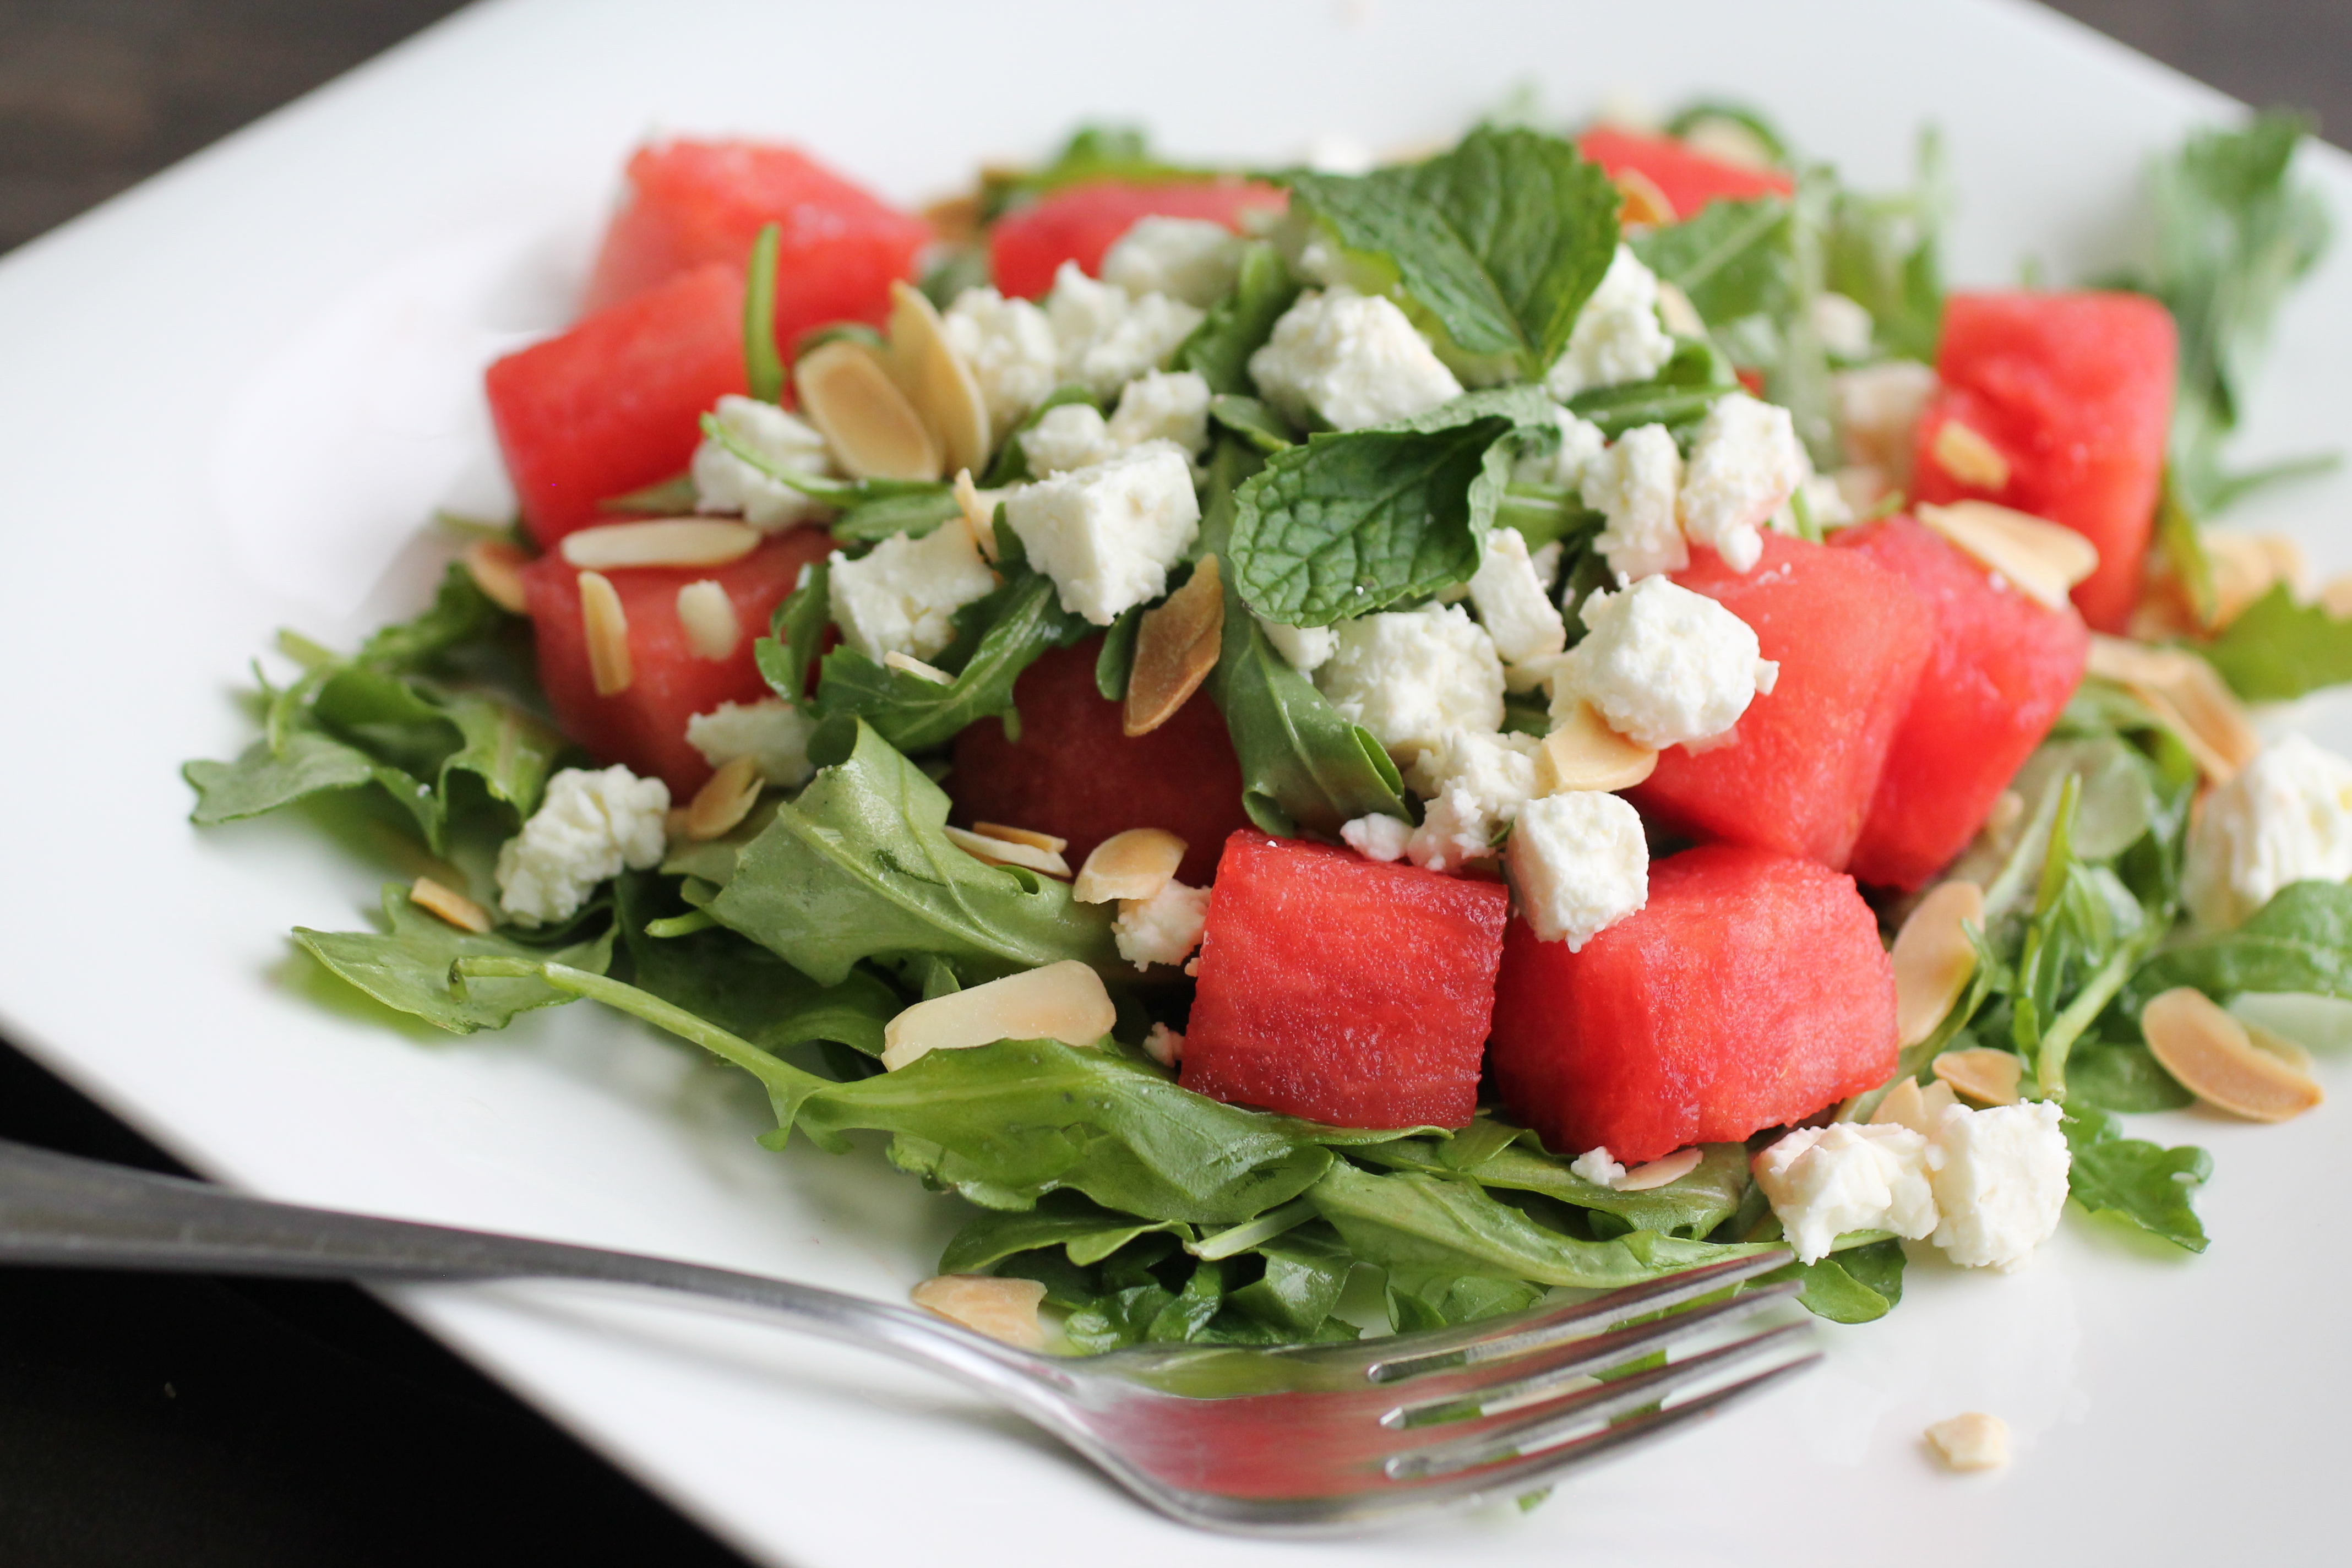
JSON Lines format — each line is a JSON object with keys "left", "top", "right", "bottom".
{"left": 3, "top": 2, "right": 2348, "bottom": 1562}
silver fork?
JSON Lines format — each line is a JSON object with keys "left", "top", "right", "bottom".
{"left": 0, "top": 1137, "right": 1815, "bottom": 1535}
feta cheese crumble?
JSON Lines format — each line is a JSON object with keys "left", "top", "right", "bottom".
{"left": 1100, "top": 216, "right": 1246, "bottom": 308}
{"left": 1543, "top": 244, "right": 1675, "bottom": 400}
{"left": 1115, "top": 880, "right": 1211, "bottom": 970}
{"left": 1341, "top": 812, "right": 1413, "bottom": 862}
{"left": 1257, "top": 616, "right": 1338, "bottom": 675}
{"left": 942, "top": 287, "right": 1061, "bottom": 431}
{"left": 1248, "top": 288, "right": 1464, "bottom": 432}
{"left": 1504, "top": 790, "right": 1649, "bottom": 949}
{"left": 1569, "top": 1147, "right": 1628, "bottom": 1189}
{"left": 685, "top": 698, "right": 816, "bottom": 788}
{"left": 1925, "top": 1100, "right": 2071, "bottom": 1271}
{"left": 1315, "top": 603, "right": 1505, "bottom": 774}
{"left": 1045, "top": 262, "right": 1205, "bottom": 399}
{"left": 1468, "top": 527, "right": 1569, "bottom": 664}
{"left": 1581, "top": 423, "right": 1687, "bottom": 582}
{"left": 2183, "top": 733, "right": 2352, "bottom": 929}
{"left": 1679, "top": 393, "right": 1808, "bottom": 573}
{"left": 1001, "top": 444, "right": 1201, "bottom": 624}
{"left": 1832, "top": 359, "right": 1939, "bottom": 484}
{"left": 1019, "top": 402, "right": 1118, "bottom": 476}
{"left": 1551, "top": 575, "right": 1778, "bottom": 750}
{"left": 1406, "top": 728, "right": 1540, "bottom": 872}
{"left": 1751, "top": 1121, "right": 1939, "bottom": 1264}
{"left": 692, "top": 394, "right": 835, "bottom": 530}
{"left": 827, "top": 524, "right": 998, "bottom": 663}
{"left": 495, "top": 765, "right": 670, "bottom": 927}
{"left": 1020, "top": 371, "right": 1215, "bottom": 477}
{"left": 1811, "top": 291, "right": 1875, "bottom": 359}
{"left": 1513, "top": 406, "right": 1610, "bottom": 491}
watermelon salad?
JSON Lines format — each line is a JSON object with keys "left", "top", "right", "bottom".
{"left": 189, "top": 104, "right": 2349, "bottom": 1357}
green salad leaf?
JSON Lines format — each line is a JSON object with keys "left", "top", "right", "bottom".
{"left": 2197, "top": 584, "right": 2352, "bottom": 701}
{"left": 939, "top": 1192, "right": 1190, "bottom": 1274}
{"left": 295, "top": 884, "right": 616, "bottom": 1035}
{"left": 743, "top": 221, "right": 785, "bottom": 403}
{"left": 979, "top": 124, "right": 1211, "bottom": 223}
{"left": 2062, "top": 1107, "right": 2212, "bottom": 1253}
{"left": 756, "top": 557, "right": 831, "bottom": 715}
{"left": 812, "top": 569, "right": 1087, "bottom": 753}
{"left": 2122, "top": 880, "right": 2352, "bottom": 1014}
{"left": 1177, "top": 241, "right": 1301, "bottom": 396}
{"left": 1766, "top": 1238, "right": 1906, "bottom": 1325}
{"left": 1634, "top": 194, "right": 1795, "bottom": 327}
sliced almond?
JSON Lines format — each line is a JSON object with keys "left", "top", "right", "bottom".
{"left": 1932, "top": 1047, "right": 2023, "bottom": 1106}
{"left": 880, "top": 959, "right": 1115, "bottom": 1071}
{"left": 578, "top": 570, "right": 632, "bottom": 696}
{"left": 2088, "top": 635, "right": 2260, "bottom": 783}
{"left": 560, "top": 519, "right": 760, "bottom": 571}
{"left": 1925, "top": 1412, "right": 2010, "bottom": 1472}
{"left": 909, "top": 1273, "right": 1048, "bottom": 1351}
{"left": 1536, "top": 699, "right": 1659, "bottom": 794}
{"left": 1930, "top": 419, "right": 2012, "bottom": 491}
{"left": 2321, "top": 571, "right": 2352, "bottom": 620}
{"left": 794, "top": 338, "right": 943, "bottom": 482}
{"left": 954, "top": 468, "right": 1001, "bottom": 563}
{"left": 888, "top": 280, "right": 992, "bottom": 477}
{"left": 1616, "top": 1146, "right": 1703, "bottom": 1192}
{"left": 1124, "top": 556, "right": 1225, "bottom": 738}
{"left": 409, "top": 875, "right": 492, "bottom": 934}
{"left": 2204, "top": 530, "right": 2309, "bottom": 625}
{"left": 1985, "top": 789, "right": 2026, "bottom": 836}
{"left": 1869, "top": 1076, "right": 1960, "bottom": 1137}
{"left": 2141, "top": 986, "right": 2324, "bottom": 1122}
{"left": 684, "top": 755, "right": 761, "bottom": 841}
{"left": 973, "top": 823, "right": 1069, "bottom": 854}
{"left": 943, "top": 824, "right": 1072, "bottom": 879}
{"left": 1915, "top": 500, "right": 2098, "bottom": 612}
{"left": 919, "top": 192, "right": 983, "bottom": 250}
{"left": 1073, "top": 827, "right": 1187, "bottom": 905}
{"left": 461, "top": 539, "right": 530, "bottom": 614}
{"left": 1654, "top": 280, "right": 1706, "bottom": 339}
{"left": 1611, "top": 166, "right": 1678, "bottom": 229}
{"left": 1893, "top": 880, "right": 1983, "bottom": 1048}
{"left": 675, "top": 579, "right": 741, "bottom": 661}
{"left": 884, "top": 650, "right": 956, "bottom": 684}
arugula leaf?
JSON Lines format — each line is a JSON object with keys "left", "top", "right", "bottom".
{"left": 294, "top": 885, "right": 615, "bottom": 1035}
{"left": 1224, "top": 1226, "right": 1357, "bottom": 1335}
{"left": 1764, "top": 1238, "right": 1905, "bottom": 1324}
{"left": 978, "top": 124, "right": 1210, "bottom": 223}
{"left": 827, "top": 486, "right": 961, "bottom": 543}
{"left": 939, "top": 1191, "right": 1189, "bottom": 1273}
{"left": 1822, "top": 127, "right": 1948, "bottom": 363}
{"left": 2122, "top": 880, "right": 2352, "bottom": 1014}
{"left": 1093, "top": 605, "right": 1142, "bottom": 701}
{"left": 980, "top": 384, "right": 1100, "bottom": 487}
{"left": 2197, "top": 584, "right": 2352, "bottom": 701}
{"left": 1561, "top": 337, "right": 1740, "bottom": 437}
{"left": 755, "top": 557, "right": 830, "bottom": 716}
{"left": 812, "top": 570, "right": 1086, "bottom": 752}
{"left": 1352, "top": 1133, "right": 1751, "bottom": 1240}
{"left": 1228, "top": 385, "right": 1553, "bottom": 625}
{"left": 1176, "top": 241, "right": 1300, "bottom": 396}
{"left": 743, "top": 221, "right": 785, "bottom": 402}
{"left": 2062, "top": 1107, "right": 2211, "bottom": 1253}
{"left": 1633, "top": 195, "right": 1795, "bottom": 326}
{"left": 186, "top": 721, "right": 417, "bottom": 831}
{"left": 1206, "top": 394, "right": 1298, "bottom": 454}
{"left": 1387, "top": 1268, "right": 1547, "bottom": 1332}
{"left": 2066, "top": 1039, "right": 2194, "bottom": 1113}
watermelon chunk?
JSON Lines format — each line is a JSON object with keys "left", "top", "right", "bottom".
{"left": 520, "top": 528, "right": 834, "bottom": 796}
{"left": 1577, "top": 126, "right": 1793, "bottom": 219}
{"left": 581, "top": 139, "right": 930, "bottom": 340}
{"left": 1630, "top": 533, "right": 1935, "bottom": 870}
{"left": 1181, "top": 832, "right": 1509, "bottom": 1129}
{"left": 1489, "top": 844, "right": 1897, "bottom": 1164}
{"left": 1912, "top": 291, "right": 2177, "bottom": 633}
{"left": 947, "top": 640, "right": 1251, "bottom": 887}
{"left": 989, "top": 179, "right": 1288, "bottom": 301}
{"left": 487, "top": 263, "right": 747, "bottom": 550}
{"left": 1837, "top": 516, "right": 2090, "bottom": 889}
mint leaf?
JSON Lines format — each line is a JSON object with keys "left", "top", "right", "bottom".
{"left": 2197, "top": 582, "right": 2352, "bottom": 700}
{"left": 812, "top": 569, "right": 1087, "bottom": 752}
{"left": 294, "top": 884, "right": 616, "bottom": 1035}
{"left": 2062, "top": 1107, "right": 2211, "bottom": 1253}
{"left": 1176, "top": 241, "right": 1300, "bottom": 395}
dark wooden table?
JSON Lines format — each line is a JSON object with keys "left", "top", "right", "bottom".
{"left": 0, "top": 2, "right": 2337, "bottom": 1562}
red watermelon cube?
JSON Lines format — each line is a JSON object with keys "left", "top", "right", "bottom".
{"left": 988, "top": 178, "right": 1288, "bottom": 301}
{"left": 1577, "top": 126, "right": 1794, "bottom": 219}
{"left": 1912, "top": 291, "right": 2177, "bottom": 633}
{"left": 1181, "top": 832, "right": 1509, "bottom": 1129}
{"left": 1837, "top": 515, "right": 2090, "bottom": 889}
{"left": 521, "top": 527, "right": 834, "bottom": 796}
{"left": 1489, "top": 844, "right": 1897, "bottom": 1164}
{"left": 1630, "top": 533, "right": 1936, "bottom": 871}
{"left": 948, "top": 640, "right": 1253, "bottom": 888}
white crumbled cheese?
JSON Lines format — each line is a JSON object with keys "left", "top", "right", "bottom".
{"left": 692, "top": 394, "right": 835, "bottom": 530}
{"left": 1925, "top": 1101, "right": 2071, "bottom": 1271}
{"left": 1302, "top": 132, "right": 1377, "bottom": 175}
{"left": 1811, "top": 291, "right": 1875, "bottom": 359}
{"left": 1581, "top": 423, "right": 1687, "bottom": 582}
{"left": 1045, "top": 262, "right": 1205, "bottom": 398}
{"left": 1544, "top": 244, "right": 1675, "bottom": 400}
{"left": 1143, "top": 1022, "right": 1186, "bottom": 1068}
{"left": 1257, "top": 616, "right": 1338, "bottom": 674}
{"left": 1316, "top": 603, "right": 1505, "bottom": 774}
{"left": 1105, "top": 369, "right": 1212, "bottom": 455}
{"left": 1407, "top": 728, "right": 1541, "bottom": 872}
{"left": 1513, "top": 406, "right": 1610, "bottom": 491}
{"left": 1020, "top": 401, "right": 1118, "bottom": 475}
{"left": 1248, "top": 288, "right": 1464, "bottom": 432}
{"left": 942, "top": 287, "right": 1061, "bottom": 432}
{"left": 1115, "top": 880, "right": 1211, "bottom": 971}
{"left": 495, "top": 765, "right": 671, "bottom": 927}
{"left": 1752, "top": 1122, "right": 1940, "bottom": 1265}
{"left": 1832, "top": 359, "right": 1939, "bottom": 482}
{"left": 1553, "top": 575, "right": 1777, "bottom": 750}
{"left": 1679, "top": 393, "right": 1808, "bottom": 574}
{"left": 2184, "top": 733, "right": 2352, "bottom": 929}
{"left": 1100, "top": 216, "right": 1245, "bottom": 308}
{"left": 1341, "top": 813, "right": 1413, "bottom": 862}
{"left": 827, "top": 524, "right": 998, "bottom": 663}
{"left": 1774, "top": 470, "right": 1854, "bottom": 535}
{"left": 1505, "top": 790, "right": 1649, "bottom": 949}
{"left": 1468, "top": 528, "right": 1569, "bottom": 664}
{"left": 685, "top": 698, "right": 816, "bottom": 788}
{"left": 1569, "top": 1147, "right": 1628, "bottom": 1189}
{"left": 1001, "top": 444, "right": 1201, "bottom": 625}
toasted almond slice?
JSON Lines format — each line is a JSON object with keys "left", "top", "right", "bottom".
{"left": 2242, "top": 1019, "right": 2316, "bottom": 1075}
{"left": 684, "top": 755, "right": 762, "bottom": 841}
{"left": 2141, "top": 986, "right": 2324, "bottom": 1121}
{"left": 1616, "top": 1146, "right": 1703, "bottom": 1192}
{"left": 1073, "top": 827, "right": 1187, "bottom": 905}
{"left": 2322, "top": 571, "right": 2352, "bottom": 620}
{"left": 888, "top": 280, "right": 991, "bottom": 477}
{"left": 795, "top": 338, "right": 943, "bottom": 481}
{"left": 1124, "top": 557, "right": 1225, "bottom": 738}
{"left": 559, "top": 519, "right": 760, "bottom": 571}
{"left": 953, "top": 468, "right": 1001, "bottom": 562}
{"left": 578, "top": 570, "right": 632, "bottom": 695}
{"left": 675, "top": 579, "right": 741, "bottom": 661}
{"left": 1536, "top": 699, "right": 1659, "bottom": 794}
{"left": 1893, "top": 880, "right": 1983, "bottom": 1048}
{"left": 910, "top": 1273, "right": 1048, "bottom": 1350}
{"left": 1654, "top": 280, "right": 1706, "bottom": 338}
{"left": 884, "top": 650, "right": 956, "bottom": 684}
{"left": 1986, "top": 789, "right": 2026, "bottom": 836}
{"left": 943, "top": 824, "right": 1072, "bottom": 879}
{"left": 1931, "top": 420, "right": 2012, "bottom": 491}
{"left": 1916, "top": 500, "right": 2098, "bottom": 612}
{"left": 2089, "top": 636, "right": 2258, "bottom": 782}
{"left": 973, "top": 823, "right": 1069, "bottom": 854}
{"left": 1925, "top": 1412, "right": 2010, "bottom": 1472}
{"left": 1611, "top": 166, "right": 1677, "bottom": 229}
{"left": 919, "top": 192, "right": 983, "bottom": 250}
{"left": 2203, "top": 530, "right": 2310, "bottom": 625}
{"left": 1867, "top": 1076, "right": 1960, "bottom": 1136}
{"left": 1932, "top": 1047, "right": 2023, "bottom": 1106}
{"left": 409, "top": 875, "right": 492, "bottom": 934}
{"left": 462, "top": 539, "right": 530, "bottom": 614}
{"left": 2085, "top": 633, "right": 2200, "bottom": 689}
{"left": 880, "top": 959, "right": 1115, "bottom": 1071}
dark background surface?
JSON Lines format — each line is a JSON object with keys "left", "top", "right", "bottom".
{"left": 0, "top": 1, "right": 2337, "bottom": 1562}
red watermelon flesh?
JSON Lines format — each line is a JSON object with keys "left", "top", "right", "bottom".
{"left": 487, "top": 263, "right": 748, "bottom": 551}
{"left": 1837, "top": 516, "right": 2090, "bottom": 890}
{"left": 1577, "top": 127, "right": 1794, "bottom": 219}
{"left": 989, "top": 179, "right": 1288, "bottom": 301}
{"left": 1630, "top": 533, "right": 1935, "bottom": 871}
{"left": 946, "top": 640, "right": 1251, "bottom": 887}
{"left": 1181, "top": 832, "right": 1509, "bottom": 1130}
{"left": 581, "top": 139, "right": 929, "bottom": 340}
{"left": 1912, "top": 291, "right": 2177, "bottom": 633}
{"left": 1489, "top": 844, "right": 1897, "bottom": 1164}
{"left": 520, "top": 527, "right": 833, "bottom": 797}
